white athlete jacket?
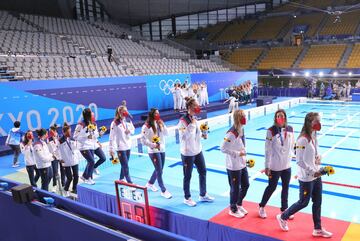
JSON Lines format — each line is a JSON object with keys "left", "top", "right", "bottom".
{"left": 33, "top": 140, "right": 53, "bottom": 169}
{"left": 296, "top": 134, "right": 321, "bottom": 182}
{"left": 73, "top": 122, "right": 100, "bottom": 151}
{"left": 59, "top": 136, "right": 79, "bottom": 167}
{"left": 141, "top": 121, "right": 168, "bottom": 153}
{"left": 47, "top": 135, "right": 62, "bottom": 160}
{"left": 20, "top": 142, "right": 36, "bottom": 166}
{"left": 221, "top": 126, "right": 246, "bottom": 171}
{"left": 109, "top": 118, "right": 135, "bottom": 152}
{"left": 178, "top": 114, "right": 202, "bottom": 156}
{"left": 265, "top": 125, "right": 295, "bottom": 171}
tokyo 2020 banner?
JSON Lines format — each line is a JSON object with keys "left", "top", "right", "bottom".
{"left": 0, "top": 71, "right": 257, "bottom": 137}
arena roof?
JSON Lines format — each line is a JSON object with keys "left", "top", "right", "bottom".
{"left": 98, "top": 0, "right": 268, "bottom": 25}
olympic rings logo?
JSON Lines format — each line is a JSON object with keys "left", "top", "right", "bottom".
{"left": 159, "top": 79, "right": 180, "bottom": 95}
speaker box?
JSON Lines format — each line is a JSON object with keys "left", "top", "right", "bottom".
{"left": 11, "top": 184, "right": 34, "bottom": 204}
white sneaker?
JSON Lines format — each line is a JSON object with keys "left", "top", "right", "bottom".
{"left": 276, "top": 214, "right": 289, "bottom": 231}
{"left": 289, "top": 214, "right": 295, "bottom": 220}
{"left": 161, "top": 190, "right": 172, "bottom": 199}
{"left": 94, "top": 168, "right": 100, "bottom": 175}
{"left": 184, "top": 198, "right": 197, "bottom": 207}
{"left": 312, "top": 228, "right": 333, "bottom": 238}
{"left": 51, "top": 186, "right": 57, "bottom": 193}
{"left": 237, "top": 205, "right": 248, "bottom": 215}
{"left": 145, "top": 183, "right": 158, "bottom": 192}
{"left": 199, "top": 193, "right": 215, "bottom": 202}
{"left": 228, "top": 210, "right": 245, "bottom": 218}
{"left": 259, "top": 207, "right": 267, "bottom": 219}
{"left": 80, "top": 176, "right": 86, "bottom": 182}
{"left": 12, "top": 163, "right": 20, "bottom": 168}
{"left": 84, "top": 179, "right": 95, "bottom": 185}
{"left": 120, "top": 179, "right": 127, "bottom": 183}
{"left": 63, "top": 191, "right": 70, "bottom": 197}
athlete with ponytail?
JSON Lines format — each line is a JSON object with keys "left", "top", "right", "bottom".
{"left": 73, "top": 108, "right": 100, "bottom": 185}
{"left": 221, "top": 109, "right": 249, "bottom": 218}
{"left": 20, "top": 131, "right": 40, "bottom": 187}
{"left": 276, "top": 112, "right": 332, "bottom": 238}
{"left": 178, "top": 97, "right": 214, "bottom": 207}
{"left": 259, "top": 109, "right": 295, "bottom": 219}
{"left": 109, "top": 105, "right": 135, "bottom": 183}
{"left": 141, "top": 108, "right": 172, "bottom": 199}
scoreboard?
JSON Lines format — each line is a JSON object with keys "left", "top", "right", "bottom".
{"left": 114, "top": 180, "right": 150, "bottom": 225}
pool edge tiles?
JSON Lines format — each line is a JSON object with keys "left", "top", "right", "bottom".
{"left": 209, "top": 200, "right": 351, "bottom": 241}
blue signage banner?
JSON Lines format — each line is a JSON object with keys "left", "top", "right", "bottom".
{"left": 0, "top": 71, "right": 257, "bottom": 136}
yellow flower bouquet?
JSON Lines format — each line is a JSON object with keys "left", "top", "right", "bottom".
{"left": 152, "top": 135, "right": 161, "bottom": 150}
{"left": 87, "top": 123, "right": 96, "bottom": 131}
{"left": 100, "top": 126, "right": 107, "bottom": 133}
{"left": 200, "top": 122, "right": 209, "bottom": 139}
{"left": 320, "top": 166, "right": 335, "bottom": 176}
{"left": 111, "top": 156, "right": 120, "bottom": 165}
{"left": 246, "top": 159, "right": 255, "bottom": 168}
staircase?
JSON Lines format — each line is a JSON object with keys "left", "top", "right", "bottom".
{"left": 242, "top": 19, "right": 261, "bottom": 40}
{"left": 355, "top": 20, "right": 360, "bottom": 36}
{"left": 208, "top": 23, "right": 230, "bottom": 42}
{"left": 209, "top": 56, "right": 240, "bottom": 71}
{"left": 338, "top": 43, "right": 353, "bottom": 68}
{"left": 276, "top": 17, "right": 293, "bottom": 39}
{"left": 314, "top": 15, "right": 329, "bottom": 38}
{"left": 252, "top": 48, "right": 269, "bottom": 69}
{"left": 163, "top": 38, "right": 196, "bottom": 58}
{"left": 293, "top": 45, "right": 309, "bottom": 68}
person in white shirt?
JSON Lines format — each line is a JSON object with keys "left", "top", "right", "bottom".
{"left": 178, "top": 97, "right": 214, "bottom": 207}
{"left": 172, "top": 83, "right": 182, "bottom": 112}
{"left": 180, "top": 85, "right": 188, "bottom": 110}
{"left": 20, "top": 131, "right": 40, "bottom": 187}
{"left": 5, "top": 121, "right": 23, "bottom": 168}
{"left": 224, "top": 94, "right": 238, "bottom": 114}
{"left": 34, "top": 128, "right": 54, "bottom": 191}
{"left": 73, "top": 108, "right": 100, "bottom": 185}
{"left": 48, "top": 124, "right": 65, "bottom": 191}
{"left": 259, "top": 109, "right": 295, "bottom": 219}
{"left": 141, "top": 108, "right": 172, "bottom": 199}
{"left": 109, "top": 105, "right": 135, "bottom": 183}
{"left": 356, "top": 80, "right": 360, "bottom": 88}
{"left": 202, "top": 81, "right": 209, "bottom": 105}
{"left": 220, "top": 109, "right": 249, "bottom": 218}
{"left": 277, "top": 112, "right": 332, "bottom": 238}
{"left": 59, "top": 123, "right": 79, "bottom": 196}
{"left": 346, "top": 81, "right": 352, "bottom": 98}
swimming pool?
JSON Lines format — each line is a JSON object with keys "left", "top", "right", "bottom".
{"left": 87, "top": 99, "right": 359, "bottom": 224}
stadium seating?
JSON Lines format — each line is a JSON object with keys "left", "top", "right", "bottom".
{"left": 70, "top": 35, "right": 161, "bottom": 57}
{"left": 301, "top": 0, "right": 334, "bottom": 9}
{"left": 0, "top": 11, "right": 37, "bottom": 31}
{"left": 257, "top": 46, "right": 303, "bottom": 69}
{"left": 21, "top": 14, "right": 113, "bottom": 37}
{"left": 0, "top": 30, "right": 85, "bottom": 55}
{"left": 0, "top": 10, "right": 230, "bottom": 81}
{"left": 244, "top": 16, "right": 289, "bottom": 41}
{"left": 188, "top": 59, "right": 231, "bottom": 72}
{"left": 213, "top": 20, "right": 257, "bottom": 44}
{"left": 292, "top": 13, "right": 325, "bottom": 37}
{"left": 345, "top": 43, "right": 360, "bottom": 68}
{"left": 140, "top": 41, "right": 190, "bottom": 58}
{"left": 226, "top": 48, "right": 264, "bottom": 69}
{"left": 298, "top": 44, "right": 346, "bottom": 68}
{"left": 320, "top": 11, "right": 360, "bottom": 36}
